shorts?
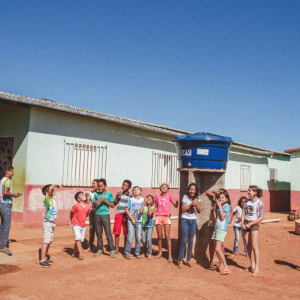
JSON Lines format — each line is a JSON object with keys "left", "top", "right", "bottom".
{"left": 155, "top": 215, "right": 171, "bottom": 226}
{"left": 243, "top": 220, "right": 259, "bottom": 232}
{"left": 72, "top": 225, "right": 86, "bottom": 242}
{"left": 212, "top": 229, "right": 227, "bottom": 243}
{"left": 113, "top": 213, "right": 128, "bottom": 236}
{"left": 43, "top": 220, "right": 56, "bottom": 244}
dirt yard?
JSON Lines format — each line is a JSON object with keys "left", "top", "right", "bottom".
{"left": 0, "top": 217, "right": 300, "bottom": 300}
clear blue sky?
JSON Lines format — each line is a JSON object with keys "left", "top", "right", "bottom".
{"left": 1, "top": 0, "right": 299, "bottom": 151}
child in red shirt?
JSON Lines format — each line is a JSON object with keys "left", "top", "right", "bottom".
{"left": 70, "top": 191, "right": 90, "bottom": 260}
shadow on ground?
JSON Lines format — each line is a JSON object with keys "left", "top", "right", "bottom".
{"left": 274, "top": 259, "right": 300, "bottom": 271}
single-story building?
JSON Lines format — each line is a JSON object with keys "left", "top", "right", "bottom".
{"left": 0, "top": 91, "right": 291, "bottom": 227}
{"left": 284, "top": 148, "right": 300, "bottom": 209}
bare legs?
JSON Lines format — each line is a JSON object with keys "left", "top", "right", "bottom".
{"left": 155, "top": 225, "right": 163, "bottom": 258}
{"left": 244, "top": 230, "right": 260, "bottom": 274}
{"left": 41, "top": 243, "right": 50, "bottom": 261}
{"left": 155, "top": 224, "right": 172, "bottom": 260}
{"left": 214, "top": 240, "right": 229, "bottom": 272}
{"left": 115, "top": 235, "right": 120, "bottom": 254}
{"left": 209, "top": 242, "right": 225, "bottom": 265}
{"left": 72, "top": 240, "right": 83, "bottom": 257}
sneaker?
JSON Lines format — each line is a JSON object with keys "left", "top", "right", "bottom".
{"left": 46, "top": 260, "right": 54, "bottom": 264}
{"left": 39, "top": 261, "right": 51, "bottom": 268}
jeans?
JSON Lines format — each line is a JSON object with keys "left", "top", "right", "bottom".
{"left": 141, "top": 227, "right": 153, "bottom": 255}
{"left": 95, "top": 214, "right": 115, "bottom": 253}
{"left": 124, "top": 220, "right": 141, "bottom": 255}
{"left": 89, "top": 211, "right": 96, "bottom": 248}
{"left": 178, "top": 218, "right": 196, "bottom": 261}
{"left": 0, "top": 203, "right": 12, "bottom": 249}
{"left": 233, "top": 226, "right": 248, "bottom": 255}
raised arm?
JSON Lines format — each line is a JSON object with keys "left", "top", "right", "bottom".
{"left": 217, "top": 201, "right": 227, "bottom": 221}
{"left": 206, "top": 190, "right": 218, "bottom": 201}
{"left": 48, "top": 184, "right": 59, "bottom": 197}
{"left": 140, "top": 199, "right": 146, "bottom": 214}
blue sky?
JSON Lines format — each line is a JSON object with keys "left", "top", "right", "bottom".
{"left": 1, "top": 0, "right": 299, "bottom": 151}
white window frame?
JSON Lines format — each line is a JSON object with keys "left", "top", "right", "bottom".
{"left": 62, "top": 140, "right": 107, "bottom": 186}
{"left": 151, "top": 152, "right": 179, "bottom": 188}
{"left": 269, "top": 168, "right": 278, "bottom": 191}
{"left": 240, "top": 164, "right": 251, "bottom": 191}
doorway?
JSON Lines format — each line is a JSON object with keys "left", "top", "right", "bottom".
{"left": 0, "top": 137, "right": 14, "bottom": 178}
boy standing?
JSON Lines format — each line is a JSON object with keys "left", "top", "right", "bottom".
{"left": 0, "top": 166, "right": 21, "bottom": 256}
{"left": 85, "top": 179, "right": 98, "bottom": 252}
{"left": 93, "top": 178, "right": 116, "bottom": 258}
{"left": 124, "top": 186, "right": 144, "bottom": 259}
{"left": 113, "top": 180, "right": 132, "bottom": 254}
{"left": 71, "top": 192, "right": 90, "bottom": 260}
{"left": 39, "top": 184, "right": 59, "bottom": 268}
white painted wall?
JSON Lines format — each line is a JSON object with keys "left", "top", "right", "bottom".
{"left": 226, "top": 148, "right": 290, "bottom": 190}
{"left": 25, "top": 107, "right": 177, "bottom": 187}
{"left": 290, "top": 151, "right": 300, "bottom": 191}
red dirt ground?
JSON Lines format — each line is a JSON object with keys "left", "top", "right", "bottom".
{"left": 1, "top": 216, "right": 300, "bottom": 300}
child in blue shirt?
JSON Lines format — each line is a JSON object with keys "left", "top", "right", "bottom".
{"left": 124, "top": 186, "right": 144, "bottom": 259}
{"left": 212, "top": 191, "right": 231, "bottom": 275}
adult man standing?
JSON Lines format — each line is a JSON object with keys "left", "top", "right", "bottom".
{"left": 0, "top": 166, "right": 21, "bottom": 255}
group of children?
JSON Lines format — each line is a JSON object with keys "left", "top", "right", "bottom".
{"left": 39, "top": 179, "right": 179, "bottom": 267}
{"left": 205, "top": 186, "right": 264, "bottom": 275}
{"left": 39, "top": 178, "right": 265, "bottom": 276}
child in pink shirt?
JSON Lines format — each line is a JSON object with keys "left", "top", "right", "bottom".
{"left": 70, "top": 191, "right": 90, "bottom": 260}
{"left": 154, "top": 183, "right": 178, "bottom": 263}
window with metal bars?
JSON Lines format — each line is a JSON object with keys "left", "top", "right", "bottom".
{"left": 240, "top": 164, "right": 251, "bottom": 191}
{"left": 151, "top": 152, "right": 179, "bottom": 188}
{"left": 62, "top": 140, "right": 107, "bottom": 186}
{"left": 269, "top": 168, "right": 278, "bottom": 191}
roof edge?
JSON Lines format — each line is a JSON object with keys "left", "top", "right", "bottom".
{"left": 0, "top": 91, "right": 190, "bottom": 136}
{"left": 0, "top": 91, "right": 289, "bottom": 156}
{"left": 284, "top": 147, "right": 300, "bottom": 153}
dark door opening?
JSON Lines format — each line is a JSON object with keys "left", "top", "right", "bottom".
{"left": 0, "top": 137, "right": 14, "bottom": 178}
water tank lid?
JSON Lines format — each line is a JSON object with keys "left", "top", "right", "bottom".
{"left": 173, "top": 132, "right": 233, "bottom": 143}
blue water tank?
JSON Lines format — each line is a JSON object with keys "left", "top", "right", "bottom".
{"left": 173, "top": 132, "right": 233, "bottom": 170}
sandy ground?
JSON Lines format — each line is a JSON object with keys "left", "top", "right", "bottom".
{"left": 0, "top": 217, "right": 300, "bottom": 300}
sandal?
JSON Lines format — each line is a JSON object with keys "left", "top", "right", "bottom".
{"left": 78, "top": 256, "right": 84, "bottom": 260}
{"left": 135, "top": 254, "right": 141, "bottom": 259}
{"left": 84, "top": 248, "right": 91, "bottom": 253}
{"left": 154, "top": 254, "right": 162, "bottom": 259}
{"left": 123, "top": 254, "right": 131, "bottom": 259}
{"left": 93, "top": 251, "right": 103, "bottom": 257}
{"left": 147, "top": 255, "right": 152, "bottom": 260}
{"left": 110, "top": 253, "right": 117, "bottom": 258}
{"left": 251, "top": 272, "right": 260, "bottom": 276}
{"left": 245, "top": 267, "right": 254, "bottom": 272}
{"left": 178, "top": 262, "right": 184, "bottom": 269}
{"left": 0, "top": 249, "right": 12, "bottom": 256}
{"left": 219, "top": 270, "right": 231, "bottom": 275}
{"left": 168, "top": 258, "right": 173, "bottom": 263}
{"left": 187, "top": 261, "right": 193, "bottom": 268}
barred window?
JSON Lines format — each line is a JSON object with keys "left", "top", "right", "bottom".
{"left": 152, "top": 152, "right": 179, "bottom": 188}
{"left": 240, "top": 164, "right": 251, "bottom": 191}
{"left": 269, "top": 168, "right": 278, "bottom": 191}
{"left": 63, "top": 140, "right": 107, "bottom": 186}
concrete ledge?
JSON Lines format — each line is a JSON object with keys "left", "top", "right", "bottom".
{"left": 177, "top": 168, "right": 226, "bottom": 173}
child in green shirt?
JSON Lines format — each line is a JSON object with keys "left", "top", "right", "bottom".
{"left": 139, "top": 195, "right": 155, "bottom": 259}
